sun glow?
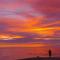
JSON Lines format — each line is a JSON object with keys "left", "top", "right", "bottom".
{"left": 0, "top": 35, "right": 24, "bottom": 40}
{"left": 32, "top": 27, "right": 54, "bottom": 31}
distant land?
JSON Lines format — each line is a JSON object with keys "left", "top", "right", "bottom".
{"left": 17, "top": 57, "right": 60, "bottom": 60}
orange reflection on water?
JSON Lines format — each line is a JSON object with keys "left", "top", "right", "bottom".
{"left": 0, "top": 43, "right": 47, "bottom": 47}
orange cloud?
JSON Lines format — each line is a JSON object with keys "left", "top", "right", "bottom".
{"left": 0, "top": 16, "right": 60, "bottom": 38}
{"left": 0, "top": 34, "right": 24, "bottom": 40}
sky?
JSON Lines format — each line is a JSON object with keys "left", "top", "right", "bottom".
{"left": 0, "top": 0, "right": 60, "bottom": 47}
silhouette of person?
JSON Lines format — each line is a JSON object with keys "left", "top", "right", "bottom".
{"left": 49, "top": 49, "right": 52, "bottom": 57}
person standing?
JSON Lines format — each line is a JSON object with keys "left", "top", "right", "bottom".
{"left": 49, "top": 49, "right": 52, "bottom": 58}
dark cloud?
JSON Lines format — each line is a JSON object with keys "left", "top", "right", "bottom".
{"left": 27, "top": 0, "right": 60, "bottom": 19}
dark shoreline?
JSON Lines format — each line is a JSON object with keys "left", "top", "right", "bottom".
{"left": 17, "top": 57, "right": 60, "bottom": 60}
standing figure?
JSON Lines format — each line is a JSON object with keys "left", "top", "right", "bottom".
{"left": 49, "top": 49, "right": 52, "bottom": 57}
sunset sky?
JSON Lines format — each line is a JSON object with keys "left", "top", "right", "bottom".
{"left": 0, "top": 0, "right": 60, "bottom": 47}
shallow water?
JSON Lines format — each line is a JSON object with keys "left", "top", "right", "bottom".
{"left": 0, "top": 47, "right": 60, "bottom": 60}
